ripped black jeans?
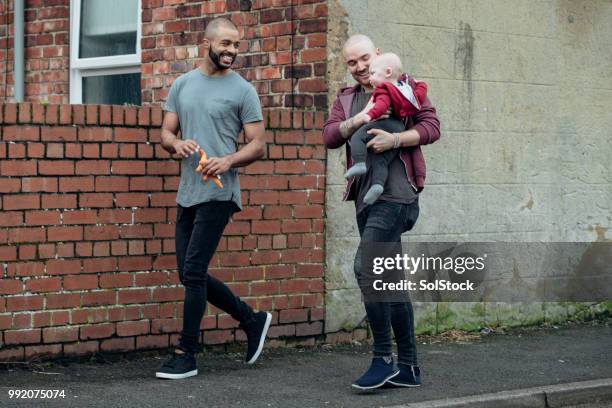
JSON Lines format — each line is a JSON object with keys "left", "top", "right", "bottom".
{"left": 354, "top": 200, "right": 419, "bottom": 365}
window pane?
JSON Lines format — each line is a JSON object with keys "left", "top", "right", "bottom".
{"left": 79, "top": 0, "right": 139, "bottom": 58}
{"left": 82, "top": 73, "right": 141, "bottom": 105}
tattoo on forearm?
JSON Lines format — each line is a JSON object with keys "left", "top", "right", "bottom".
{"left": 339, "top": 117, "right": 360, "bottom": 138}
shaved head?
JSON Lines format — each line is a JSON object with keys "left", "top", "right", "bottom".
{"left": 204, "top": 17, "right": 238, "bottom": 40}
{"left": 342, "top": 34, "right": 376, "bottom": 57}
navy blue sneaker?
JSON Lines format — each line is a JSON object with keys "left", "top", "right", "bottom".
{"left": 386, "top": 363, "right": 421, "bottom": 387}
{"left": 155, "top": 350, "right": 198, "bottom": 380}
{"left": 351, "top": 357, "right": 399, "bottom": 390}
{"left": 243, "top": 311, "right": 272, "bottom": 364}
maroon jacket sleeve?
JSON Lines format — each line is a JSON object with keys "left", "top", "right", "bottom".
{"left": 411, "top": 95, "right": 440, "bottom": 145}
{"left": 323, "top": 90, "right": 348, "bottom": 149}
{"left": 367, "top": 87, "right": 392, "bottom": 120}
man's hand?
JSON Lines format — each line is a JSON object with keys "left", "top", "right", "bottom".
{"left": 172, "top": 139, "right": 200, "bottom": 158}
{"left": 202, "top": 155, "right": 233, "bottom": 177}
{"left": 366, "top": 128, "right": 395, "bottom": 153}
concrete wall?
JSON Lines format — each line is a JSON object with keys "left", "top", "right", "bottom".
{"left": 325, "top": 0, "right": 612, "bottom": 333}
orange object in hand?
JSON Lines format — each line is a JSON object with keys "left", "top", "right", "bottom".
{"left": 194, "top": 148, "right": 224, "bottom": 189}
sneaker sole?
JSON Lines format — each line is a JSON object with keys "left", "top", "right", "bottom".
{"left": 246, "top": 312, "right": 272, "bottom": 364}
{"left": 386, "top": 380, "right": 421, "bottom": 388}
{"left": 155, "top": 369, "right": 198, "bottom": 380}
{"left": 351, "top": 370, "right": 400, "bottom": 390}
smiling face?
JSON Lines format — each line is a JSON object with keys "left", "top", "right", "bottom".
{"left": 343, "top": 36, "right": 380, "bottom": 89}
{"left": 205, "top": 25, "right": 240, "bottom": 71}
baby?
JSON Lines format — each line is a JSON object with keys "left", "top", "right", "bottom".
{"left": 345, "top": 53, "right": 428, "bottom": 204}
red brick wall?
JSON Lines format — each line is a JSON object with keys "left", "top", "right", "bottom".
{"left": 0, "top": 102, "right": 326, "bottom": 361}
{"left": 0, "top": 0, "right": 70, "bottom": 104}
{"left": 141, "top": 0, "right": 328, "bottom": 110}
{"left": 0, "top": 0, "right": 328, "bottom": 110}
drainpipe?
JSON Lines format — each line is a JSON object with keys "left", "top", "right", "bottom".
{"left": 14, "top": 0, "right": 25, "bottom": 102}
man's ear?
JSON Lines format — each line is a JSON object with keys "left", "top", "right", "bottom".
{"left": 385, "top": 67, "right": 393, "bottom": 77}
{"left": 203, "top": 38, "right": 210, "bottom": 50}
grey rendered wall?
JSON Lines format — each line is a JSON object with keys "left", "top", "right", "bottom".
{"left": 325, "top": 0, "right": 612, "bottom": 333}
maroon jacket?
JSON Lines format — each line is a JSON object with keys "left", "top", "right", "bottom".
{"left": 323, "top": 74, "right": 441, "bottom": 200}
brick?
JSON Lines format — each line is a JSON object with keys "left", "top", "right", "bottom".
{"left": 100, "top": 337, "right": 134, "bottom": 352}
{"left": 24, "top": 344, "right": 62, "bottom": 360}
{"left": 64, "top": 275, "right": 98, "bottom": 290}
{"left": 47, "top": 226, "right": 83, "bottom": 241}
{"left": 1, "top": 159, "right": 37, "bottom": 175}
{"left": 118, "top": 289, "right": 151, "bottom": 304}
{"left": 3, "top": 126, "right": 40, "bottom": 141}
{"left": 46, "top": 293, "right": 81, "bottom": 309}
{"left": 82, "top": 290, "right": 117, "bottom": 306}
{"left": 41, "top": 126, "right": 76, "bottom": 141}
{"left": 63, "top": 341, "right": 99, "bottom": 356}
{"left": 79, "top": 193, "right": 114, "bottom": 208}
{"left": 83, "top": 257, "right": 117, "bottom": 273}
{"left": 78, "top": 127, "right": 113, "bottom": 141}
{"left": 84, "top": 226, "right": 119, "bottom": 241}
{"left": 41, "top": 193, "right": 77, "bottom": 209}
{"left": 80, "top": 323, "right": 115, "bottom": 340}
{"left": 111, "top": 160, "right": 146, "bottom": 175}
{"left": 25, "top": 210, "right": 61, "bottom": 225}
{"left": 38, "top": 160, "right": 75, "bottom": 175}
{"left": 7, "top": 296, "right": 44, "bottom": 312}
{"left": 115, "top": 128, "right": 147, "bottom": 142}
{"left": 295, "top": 321, "right": 323, "bottom": 336}
{"left": 9, "top": 227, "right": 46, "bottom": 244}
{"left": 117, "top": 320, "right": 150, "bottom": 336}
{"left": 4, "top": 329, "right": 41, "bottom": 345}
{"left": 136, "top": 334, "right": 168, "bottom": 349}
{"left": 76, "top": 160, "right": 110, "bottom": 175}
{"left": 46, "top": 259, "right": 82, "bottom": 275}
{"left": 3, "top": 194, "right": 40, "bottom": 210}
{"left": 100, "top": 273, "right": 133, "bottom": 289}
{"left": 43, "top": 327, "right": 79, "bottom": 343}
{"left": 25, "top": 277, "right": 62, "bottom": 293}
{"left": 59, "top": 176, "right": 95, "bottom": 192}
{"left": 0, "top": 279, "right": 23, "bottom": 295}
{"left": 151, "top": 287, "right": 183, "bottom": 302}
{"left": 151, "top": 318, "right": 182, "bottom": 334}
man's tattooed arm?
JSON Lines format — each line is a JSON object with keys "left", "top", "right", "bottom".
{"left": 339, "top": 116, "right": 364, "bottom": 139}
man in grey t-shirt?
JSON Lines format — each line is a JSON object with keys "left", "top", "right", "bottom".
{"left": 156, "top": 18, "right": 271, "bottom": 380}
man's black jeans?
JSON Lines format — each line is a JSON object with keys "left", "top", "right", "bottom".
{"left": 176, "top": 201, "right": 255, "bottom": 354}
{"left": 355, "top": 200, "right": 419, "bottom": 365}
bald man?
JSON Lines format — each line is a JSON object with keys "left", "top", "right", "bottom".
{"left": 323, "top": 35, "right": 440, "bottom": 390}
{"left": 157, "top": 17, "right": 271, "bottom": 379}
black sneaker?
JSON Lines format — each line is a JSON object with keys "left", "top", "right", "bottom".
{"left": 351, "top": 357, "right": 399, "bottom": 390}
{"left": 386, "top": 364, "right": 421, "bottom": 387}
{"left": 244, "top": 311, "right": 272, "bottom": 364}
{"left": 155, "top": 351, "right": 198, "bottom": 380}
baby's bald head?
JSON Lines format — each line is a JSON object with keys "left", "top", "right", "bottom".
{"left": 370, "top": 53, "right": 403, "bottom": 76}
{"left": 368, "top": 53, "right": 403, "bottom": 87}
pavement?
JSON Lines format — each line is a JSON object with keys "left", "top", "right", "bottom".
{"left": 0, "top": 320, "right": 611, "bottom": 408}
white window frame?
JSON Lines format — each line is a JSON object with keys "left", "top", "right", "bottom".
{"left": 69, "top": 0, "right": 142, "bottom": 104}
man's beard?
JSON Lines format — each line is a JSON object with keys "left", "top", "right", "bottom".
{"left": 209, "top": 47, "right": 236, "bottom": 70}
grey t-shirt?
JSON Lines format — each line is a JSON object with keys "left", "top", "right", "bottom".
{"left": 164, "top": 69, "right": 263, "bottom": 209}
{"left": 350, "top": 87, "right": 418, "bottom": 214}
